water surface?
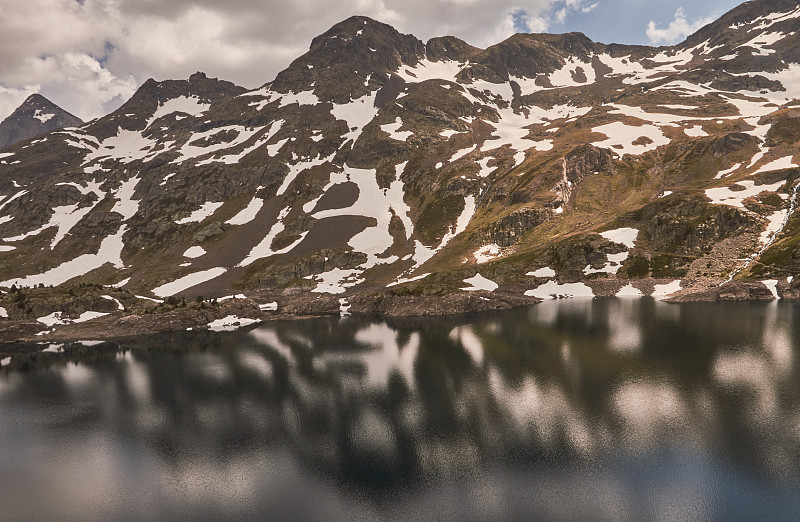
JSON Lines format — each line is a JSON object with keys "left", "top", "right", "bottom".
{"left": 1, "top": 299, "right": 799, "bottom": 520}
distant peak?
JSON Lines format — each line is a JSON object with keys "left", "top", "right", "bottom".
{"left": 22, "top": 93, "right": 50, "bottom": 106}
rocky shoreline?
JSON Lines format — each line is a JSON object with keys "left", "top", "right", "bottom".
{"left": 0, "top": 277, "right": 797, "bottom": 353}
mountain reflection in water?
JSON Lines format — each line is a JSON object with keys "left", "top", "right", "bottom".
{"left": 1, "top": 299, "right": 799, "bottom": 521}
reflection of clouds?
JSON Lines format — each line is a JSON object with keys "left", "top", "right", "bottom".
{"left": 762, "top": 302, "right": 794, "bottom": 376}
{"left": 527, "top": 299, "right": 558, "bottom": 326}
{"left": 122, "top": 353, "right": 151, "bottom": 403}
{"left": 197, "top": 353, "right": 233, "bottom": 384}
{"left": 488, "top": 368, "right": 602, "bottom": 456}
{"left": 61, "top": 361, "right": 94, "bottom": 388}
{"left": 606, "top": 299, "right": 642, "bottom": 354}
{"left": 238, "top": 350, "right": 274, "bottom": 380}
{"left": 613, "top": 381, "right": 688, "bottom": 442}
{"left": 416, "top": 437, "right": 481, "bottom": 477}
{"left": 2, "top": 301, "right": 800, "bottom": 518}
{"left": 653, "top": 300, "right": 680, "bottom": 322}
{"left": 714, "top": 352, "right": 779, "bottom": 419}
{"left": 348, "top": 409, "right": 399, "bottom": 464}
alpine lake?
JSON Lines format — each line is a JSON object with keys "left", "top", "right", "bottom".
{"left": 1, "top": 298, "right": 799, "bottom": 521}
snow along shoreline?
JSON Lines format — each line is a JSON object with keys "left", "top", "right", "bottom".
{"left": 1, "top": 277, "right": 796, "bottom": 347}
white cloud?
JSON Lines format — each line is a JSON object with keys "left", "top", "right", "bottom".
{"left": 35, "top": 52, "right": 138, "bottom": 122}
{"left": 646, "top": 7, "right": 715, "bottom": 45}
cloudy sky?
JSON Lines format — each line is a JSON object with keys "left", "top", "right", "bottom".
{"left": 0, "top": 0, "right": 742, "bottom": 122}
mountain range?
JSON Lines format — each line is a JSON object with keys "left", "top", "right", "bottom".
{"left": 1, "top": 0, "right": 799, "bottom": 333}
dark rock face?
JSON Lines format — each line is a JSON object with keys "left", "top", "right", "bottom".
{"left": 0, "top": 94, "right": 83, "bottom": 150}
{"left": 633, "top": 195, "right": 757, "bottom": 255}
{"left": 459, "top": 32, "right": 601, "bottom": 84}
{"left": 84, "top": 72, "right": 246, "bottom": 140}
{"left": 481, "top": 208, "right": 550, "bottom": 247}
{"left": 709, "top": 133, "right": 761, "bottom": 157}
{"left": 348, "top": 291, "right": 540, "bottom": 316}
{"left": 669, "top": 281, "right": 780, "bottom": 302}
{"left": 425, "top": 36, "right": 481, "bottom": 63}
{"left": 564, "top": 145, "right": 614, "bottom": 185}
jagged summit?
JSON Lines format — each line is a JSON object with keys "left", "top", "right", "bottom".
{"left": 85, "top": 73, "right": 247, "bottom": 139}
{"left": 425, "top": 36, "right": 481, "bottom": 63}
{"left": 683, "top": 0, "right": 800, "bottom": 48}
{"left": 272, "top": 16, "right": 426, "bottom": 103}
{"left": 1, "top": 0, "right": 800, "bottom": 333}
{"left": 0, "top": 94, "right": 83, "bottom": 150}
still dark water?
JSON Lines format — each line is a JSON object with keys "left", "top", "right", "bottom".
{"left": 2, "top": 299, "right": 800, "bottom": 521}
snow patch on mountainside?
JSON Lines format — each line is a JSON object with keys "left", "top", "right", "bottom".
{"left": 601, "top": 228, "right": 639, "bottom": 249}
{"left": 173, "top": 125, "right": 261, "bottom": 164}
{"left": 308, "top": 268, "right": 363, "bottom": 294}
{"left": 238, "top": 207, "right": 308, "bottom": 267}
{"left": 313, "top": 166, "right": 411, "bottom": 269}
{"left": 652, "top": 280, "right": 682, "bottom": 299}
{"left": 3, "top": 181, "right": 105, "bottom": 249}
{"left": 183, "top": 246, "right": 206, "bottom": 258}
{"left": 0, "top": 225, "right": 127, "bottom": 288}
{"left": 381, "top": 117, "right": 413, "bottom": 141}
{"left": 332, "top": 91, "right": 380, "bottom": 145}
{"left": 151, "top": 96, "right": 210, "bottom": 122}
{"left": 591, "top": 122, "right": 669, "bottom": 156}
{"left": 111, "top": 177, "right": 140, "bottom": 221}
{"left": 152, "top": 267, "right": 227, "bottom": 297}
{"left": 474, "top": 244, "right": 502, "bottom": 263}
{"left": 705, "top": 180, "right": 786, "bottom": 208}
{"left": 226, "top": 197, "right": 264, "bottom": 226}
{"left": 396, "top": 59, "right": 464, "bottom": 83}
{"left": 461, "top": 273, "right": 498, "bottom": 292}
{"left": 84, "top": 128, "right": 157, "bottom": 165}
{"left": 208, "top": 315, "right": 260, "bottom": 331}
{"left": 175, "top": 202, "right": 224, "bottom": 224}
{"left": 527, "top": 267, "right": 556, "bottom": 278}
{"left": 275, "top": 152, "right": 336, "bottom": 196}
{"left": 33, "top": 110, "right": 55, "bottom": 123}
{"left": 751, "top": 156, "right": 798, "bottom": 175}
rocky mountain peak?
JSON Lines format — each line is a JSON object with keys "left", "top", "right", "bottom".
{"left": 84, "top": 73, "right": 247, "bottom": 140}
{"left": 0, "top": 94, "right": 83, "bottom": 150}
{"left": 425, "top": 36, "right": 482, "bottom": 64}
{"left": 272, "top": 16, "right": 426, "bottom": 103}
{"left": 457, "top": 31, "right": 605, "bottom": 84}
{"left": 680, "top": 0, "right": 800, "bottom": 66}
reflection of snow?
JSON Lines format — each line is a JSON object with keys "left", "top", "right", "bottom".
{"left": 321, "top": 324, "right": 419, "bottom": 390}
{"left": 449, "top": 326, "right": 484, "bottom": 365}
